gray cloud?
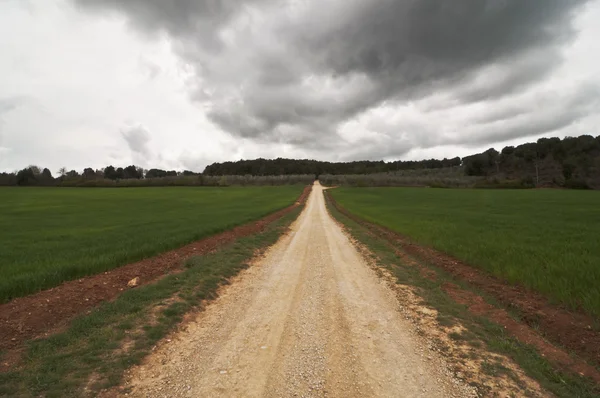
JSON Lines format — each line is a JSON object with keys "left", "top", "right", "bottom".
{"left": 462, "top": 84, "right": 600, "bottom": 147}
{"left": 74, "top": 0, "right": 235, "bottom": 36}
{"left": 0, "top": 98, "right": 22, "bottom": 114}
{"left": 72, "top": 0, "right": 594, "bottom": 157}
{"left": 121, "top": 124, "right": 152, "bottom": 160}
{"left": 338, "top": 82, "right": 600, "bottom": 161}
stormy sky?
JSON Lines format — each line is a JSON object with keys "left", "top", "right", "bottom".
{"left": 1, "top": 0, "right": 599, "bottom": 173}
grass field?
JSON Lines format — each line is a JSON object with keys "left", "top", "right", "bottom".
{"left": 330, "top": 187, "right": 600, "bottom": 316}
{"left": 0, "top": 186, "right": 303, "bottom": 302}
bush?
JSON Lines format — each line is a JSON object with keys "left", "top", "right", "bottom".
{"left": 563, "top": 179, "right": 591, "bottom": 190}
{"left": 473, "top": 178, "right": 535, "bottom": 189}
{"left": 319, "top": 173, "right": 480, "bottom": 188}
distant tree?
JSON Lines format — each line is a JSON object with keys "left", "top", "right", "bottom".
{"left": 536, "top": 137, "right": 560, "bottom": 158}
{"left": 123, "top": 165, "right": 142, "bottom": 179}
{"left": 463, "top": 155, "right": 486, "bottom": 176}
{"left": 442, "top": 157, "right": 461, "bottom": 168}
{"left": 483, "top": 148, "right": 500, "bottom": 174}
{"left": 146, "top": 168, "right": 167, "bottom": 178}
{"left": 82, "top": 168, "right": 96, "bottom": 179}
{"left": 58, "top": 167, "right": 67, "bottom": 177}
{"left": 1, "top": 173, "right": 14, "bottom": 185}
{"left": 38, "top": 168, "right": 55, "bottom": 185}
{"left": 66, "top": 170, "right": 80, "bottom": 179}
{"left": 115, "top": 167, "right": 125, "bottom": 179}
{"left": 27, "top": 165, "right": 42, "bottom": 176}
{"left": 41, "top": 168, "right": 53, "bottom": 179}
{"left": 501, "top": 146, "right": 514, "bottom": 156}
{"left": 104, "top": 165, "right": 117, "bottom": 180}
{"left": 0, "top": 172, "right": 17, "bottom": 186}
{"left": 16, "top": 167, "right": 36, "bottom": 185}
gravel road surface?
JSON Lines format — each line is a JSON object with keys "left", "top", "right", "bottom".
{"left": 120, "top": 182, "right": 474, "bottom": 397}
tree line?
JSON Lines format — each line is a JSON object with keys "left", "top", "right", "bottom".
{"left": 203, "top": 135, "right": 599, "bottom": 189}
{"left": 1, "top": 135, "right": 598, "bottom": 188}
{"left": 203, "top": 157, "right": 462, "bottom": 176}
{"left": 462, "top": 135, "right": 600, "bottom": 189}
{"left": 0, "top": 165, "right": 200, "bottom": 186}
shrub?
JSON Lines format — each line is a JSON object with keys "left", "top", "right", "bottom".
{"left": 564, "top": 179, "right": 591, "bottom": 190}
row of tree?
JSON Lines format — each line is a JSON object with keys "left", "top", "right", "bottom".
{"left": 0, "top": 165, "right": 199, "bottom": 186}
{"left": 462, "top": 135, "right": 600, "bottom": 188}
{"left": 202, "top": 157, "right": 462, "bottom": 176}
{"left": 1, "top": 135, "right": 598, "bottom": 188}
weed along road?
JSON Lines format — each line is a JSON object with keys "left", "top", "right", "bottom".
{"left": 118, "top": 182, "right": 474, "bottom": 397}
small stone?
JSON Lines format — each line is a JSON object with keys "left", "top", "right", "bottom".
{"left": 127, "top": 277, "right": 140, "bottom": 288}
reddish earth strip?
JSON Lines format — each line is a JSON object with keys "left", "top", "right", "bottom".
{"left": 325, "top": 191, "right": 600, "bottom": 384}
{"left": 442, "top": 282, "right": 600, "bottom": 384}
{"left": 0, "top": 185, "right": 311, "bottom": 368}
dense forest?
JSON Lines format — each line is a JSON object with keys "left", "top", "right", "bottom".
{"left": 1, "top": 135, "right": 598, "bottom": 188}
{"left": 203, "top": 157, "right": 462, "bottom": 176}
{"left": 462, "top": 135, "right": 600, "bottom": 189}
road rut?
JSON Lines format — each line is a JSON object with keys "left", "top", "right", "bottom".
{"left": 119, "top": 183, "right": 474, "bottom": 397}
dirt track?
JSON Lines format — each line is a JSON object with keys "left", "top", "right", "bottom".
{"left": 119, "top": 183, "right": 474, "bottom": 397}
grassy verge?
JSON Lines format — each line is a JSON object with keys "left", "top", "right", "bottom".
{"left": 0, "top": 206, "right": 302, "bottom": 398}
{"left": 0, "top": 186, "right": 303, "bottom": 302}
{"left": 325, "top": 193, "right": 597, "bottom": 398}
{"left": 330, "top": 187, "right": 600, "bottom": 316}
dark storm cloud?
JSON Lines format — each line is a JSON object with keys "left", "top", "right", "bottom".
{"left": 73, "top": 0, "right": 592, "bottom": 153}
{"left": 309, "top": 1, "right": 577, "bottom": 78}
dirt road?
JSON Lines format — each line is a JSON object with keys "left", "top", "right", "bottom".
{"left": 120, "top": 183, "right": 474, "bottom": 397}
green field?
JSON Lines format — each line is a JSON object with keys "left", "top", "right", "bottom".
{"left": 330, "top": 187, "right": 600, "bottom": 316}
{"left": 0, "top": 186, "right": 303, "bottom": 302}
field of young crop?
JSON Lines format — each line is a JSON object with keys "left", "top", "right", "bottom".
{"left": 0, "top": 186, "right": 303, "bottom": 302}
{"left": 330, "top": 187, "right": 600, "bottom": 316}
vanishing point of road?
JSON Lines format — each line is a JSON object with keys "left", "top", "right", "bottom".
{"left": 117, "top": 183, "right": 474, "bottom": 397}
